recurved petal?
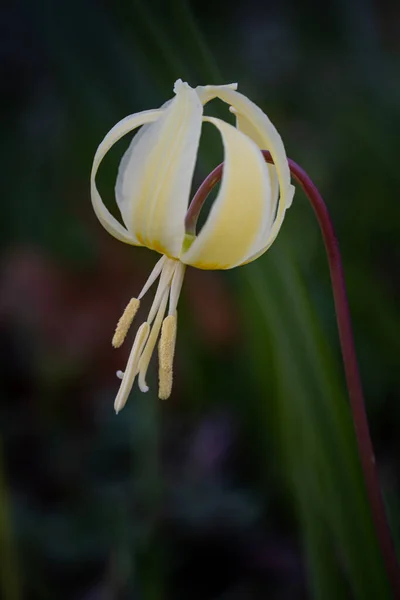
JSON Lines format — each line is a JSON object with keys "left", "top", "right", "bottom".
{"left": 239, "top": 183, "right": 295, "bottom": 265}
{"left": 91, "top": 109, "right": 162, "bottom": 245}
{"left": 196, "top": 85, "right": 294, "bottom": 263}
{"left": 231, "top": 108, "right": 280, "bottom": 263}
{"left": 195, "top": 83, "right": 238, "bottom": 105}
{"left": 116, "top": 80, "right": 203, "bottom": 258}
{"left": 231, "top": 108, "right": 279, "bottom": 206}
{"left": 196, "top": 86, "right": 290, "bottom": 199}
{"left": 115, "top": 99, "right": 173, "bottom": 224}
{"left": 181, "top": 117, "right": 272, "bottom": 270}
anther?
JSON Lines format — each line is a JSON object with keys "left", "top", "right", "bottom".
{"left": 112, "top": 298, "right": 140, "bottom": 348}
{"left": 158, "top": 368, "right": 173, "bottom": 401}
{"left": 158, "top": 315, "right": 177, "bottom": 400}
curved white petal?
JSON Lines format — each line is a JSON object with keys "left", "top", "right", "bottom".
{"left": 115, "top": 99, "right": 173, "bottom": 225}
{"left": 195, "top": 83, "right": 238, "bottom": 104}
{"left": 240, "top": 184, "right": 295, "bottom": 265}
{"left": 196, "top": 85, "right": 294, "bottom": 263}
{"left": 181, "top": 117, "right": 272, "bottom": 270}
{"left": 231, "top": 108, "right": 279, "bottom": 208}
{"left": 91, "top": 109, "right": 162, "bottom": 244}
{"left": 231, "top": 108, "right": 280, "bottom": 263}
{"left": 116, "top": 80, "right": 203, "bottom": 258}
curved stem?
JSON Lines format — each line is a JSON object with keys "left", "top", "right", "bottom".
{"left": 187, "top": 151, "right": 400, "bottom": 598}
{"left": 185, "top": 167, "right": 222, "bottom": 234}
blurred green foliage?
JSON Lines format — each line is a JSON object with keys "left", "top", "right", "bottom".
{"left": 1, "top": 0, "right": 399, "bottom": 598}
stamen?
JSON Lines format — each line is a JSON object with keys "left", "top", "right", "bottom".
{"left": 138, "top": 255, "right": 167, "bottom": 300}
{"left": 112, "top": 259, "right": 184, "bottom": 402}
{"left": 158, "top": 314, "right": 177, "bottom": 400}
{"left": 147, "top": 259, "right": 176, "bottom": 324}
{"left": 114, "top": 322, "right": 150, "bottom": 413}
{"left": 168, "top": 262, "right": 186, "bottom": 316}
{"left": 112, "top": 298, "right": 140, "bottom": 348}
{"left": 137, "top": 289, "right": 169, "bottom": 393}
{"left": 112, "top": 256, "right": 169, "bottom": 350}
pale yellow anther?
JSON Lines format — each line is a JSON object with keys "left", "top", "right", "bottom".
{"left": 112, "top": 298, "right": 140, "bottom": 348}
{"left": 158, "top": 315, "right": 177, "bottom": 400}
{"left": 158, "top": 368, "right": 173, "bottom": 401}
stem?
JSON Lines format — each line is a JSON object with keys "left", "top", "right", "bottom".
{"left": 188, "top": 151, "right": 400, "bottom": 598}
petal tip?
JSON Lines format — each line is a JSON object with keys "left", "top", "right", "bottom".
{"left": 174, "top": 79, "right": 190, "bottom": 94}
{"left": 286, "top": 184, "right": 295, "bottom": 208}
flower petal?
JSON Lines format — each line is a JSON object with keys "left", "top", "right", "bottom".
{"left": 231, "top": 108, "right": 279, "bottom": 209}
{"left": 90, "top": 109, "right": 162, "bottom": 244}
{"left": 116, "top": 80, "right": 203, "bottom": 258}
{"left": 239, "top": 185, "right": 294, "bottom": 265}
{"left": 230, "top": 108, "right": 280, "bottom": 263}
{"left": 196, "top": 85, "right": 294, "bottom": 263}
{"left": 181, "top": 117, "right": 272, "bottom": 270}
{"left": 115, "top": 99, "right": 173, "bottom": 225}
{"left": 195, "top": 83, "right": 238, "bottom": 104}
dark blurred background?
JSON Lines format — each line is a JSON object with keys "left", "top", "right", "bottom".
{"left": 1, "top": 0, "right": 399, "bottom": 598}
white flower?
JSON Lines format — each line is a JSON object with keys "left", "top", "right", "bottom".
{"left": 90, "top": 80, "right": 294, "bottom": 412}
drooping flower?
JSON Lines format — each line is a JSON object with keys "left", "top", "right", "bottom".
{"left": 90, "top": 80, "right": 294, "bottom": 412}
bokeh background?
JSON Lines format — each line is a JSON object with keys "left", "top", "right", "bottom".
{"left": 1, "top": 0, "right": 400, "bottom": 598}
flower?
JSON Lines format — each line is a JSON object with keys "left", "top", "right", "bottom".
{"left": 90, "top": 80, "right": 294, "bottom": 412}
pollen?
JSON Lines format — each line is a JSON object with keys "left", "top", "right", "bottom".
{"left": 158, "top": 315, "right": 177, "bottom": 400}
{"left": 159, "top": 368, "right": 173, "bottom": 401}
{"left": 112, "top": 298, "right": 140, "bottom": 348}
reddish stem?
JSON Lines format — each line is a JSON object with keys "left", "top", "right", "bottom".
{"left": 187, "top": 151, "right": 400, "bottom": 598}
